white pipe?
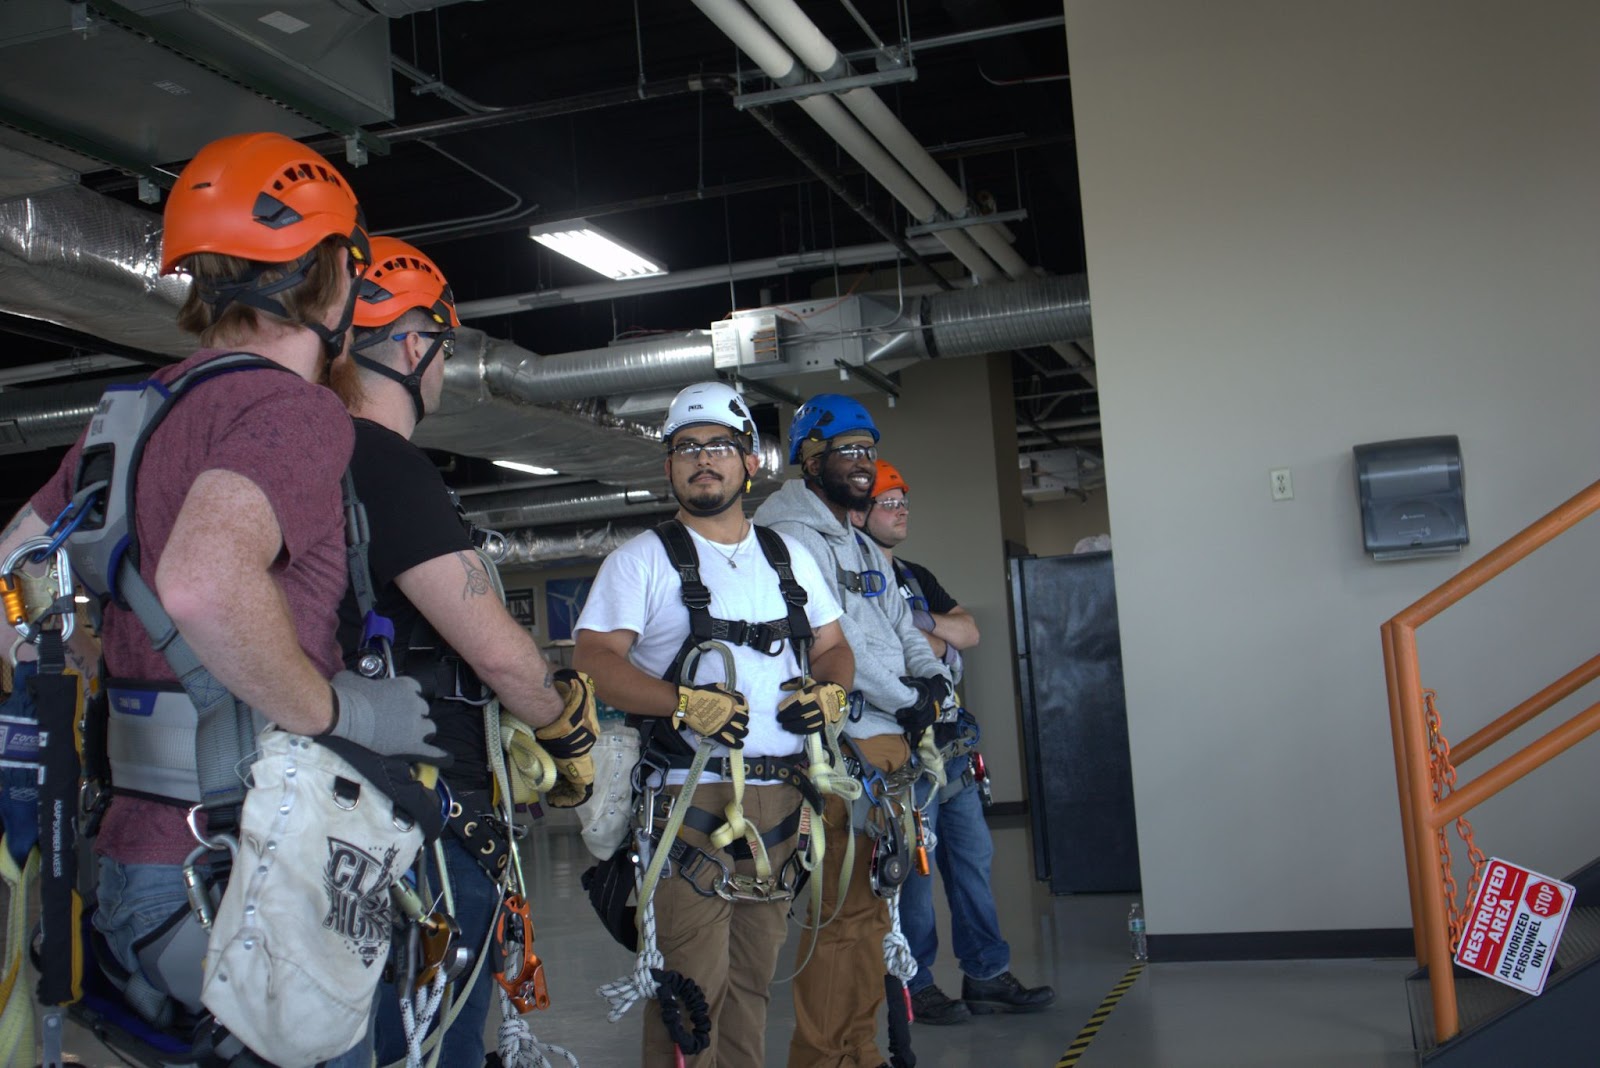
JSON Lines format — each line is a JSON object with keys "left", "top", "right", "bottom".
{"left": 689, "top": 0, "right": 1007, "bottom": 283}
{"left": 0, "top": 354, "right": 142, "bottom": 389}
{"left": 746, "top": 0, "right": 1030, "bottom": 280}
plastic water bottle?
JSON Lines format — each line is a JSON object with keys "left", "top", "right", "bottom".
{"left": 1128, "top": 902, "right": 1148, "bottom": 961}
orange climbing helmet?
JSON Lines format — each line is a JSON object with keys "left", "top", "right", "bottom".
{"left": 872, "top": 459, "right": 909, "bottom": 499}
{"left": 353, "top": 237, "right": 460, "bottom": 330}
{"left": 159, "top": 131, "right": 370, "bottom": 275}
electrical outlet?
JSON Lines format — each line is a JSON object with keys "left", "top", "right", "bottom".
{"left": 1270, "top": 467, "right": 1293, "bottom": 501}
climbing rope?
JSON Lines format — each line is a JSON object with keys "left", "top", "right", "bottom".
{"left": 496, "top": 987, "right": 579, "bottom": 1068}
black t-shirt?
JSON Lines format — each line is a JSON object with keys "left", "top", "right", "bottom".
{"left": 895, "top": 557, "right": 959, "bottom": 615}
{"left": 337, "top": 419, "right": 487, "bottom": 790}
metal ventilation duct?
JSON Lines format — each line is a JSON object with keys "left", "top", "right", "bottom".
{"left": 488, "top": 522, "right": 655, "bottom": 567}
{"left": 466, "top": 485, "right": 675, "bottom": 529}
{"left": 0, "top": 185, "right": 191, "bottom": 357}
{"left": 0, "top": 376, "right": 140, "bottom": 454}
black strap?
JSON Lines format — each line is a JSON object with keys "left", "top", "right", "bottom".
{"left": 652, "top": 519, "right": 815, "bottom": 683}
{"left": 668, "top": 803, "right": 805, "bottom": 861}
{"left": 31, "top": 630, "right": 81, "bottom": 1007}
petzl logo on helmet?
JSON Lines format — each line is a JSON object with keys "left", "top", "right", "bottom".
{"left": 322, "top": 838, "right": 403, "bottom": 967}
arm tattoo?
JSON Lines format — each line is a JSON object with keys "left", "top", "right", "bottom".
{"left": 457, "top": 551, "right": 492, "bottom": 600}
{"left": 0, "top": 504, "right": 36, "bottom": 546}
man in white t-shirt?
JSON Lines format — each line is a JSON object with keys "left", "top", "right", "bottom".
{"left": 574, "top": 382, "right": 854, "bottom": 1068}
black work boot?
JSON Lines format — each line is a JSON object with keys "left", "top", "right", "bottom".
{"left": 910, "top": 984, "right": 971, "bottom": 1025}
{"left": 962, "top": 971, "right": 1056, "bottom": 1014}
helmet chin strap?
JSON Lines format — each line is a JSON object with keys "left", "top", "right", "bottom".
{"left": 350, "top": 330, "right": 449, "bottom": 424}
{"left": 199, "top": 250, "right": 362, "bottom": 366}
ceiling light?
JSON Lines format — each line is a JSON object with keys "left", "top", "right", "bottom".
{"left": 494, "top": 460, "right": 559, "bottom": 476}
{"left": 529, "top": 220, "right": 665, "bottom": 280}
{"left": 74, "top": 595, "right": 90, "bottom": 604}
{"left": 626, "top": 490, "right": 656, "bottom": 501}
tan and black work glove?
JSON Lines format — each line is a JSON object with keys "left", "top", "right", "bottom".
{"left": 544, "top": 751, "right": 595, "bottom": 809}
{"left": 776, "top": 677, "right": 849, "bottom": 736}
{"left": 537, "top": 669, "right": 600, "bottom": 761}
{"left": 675, "top": 683, "right": 751, "bottom": 748}
{"left": 536, "top": 669, "right": 600, "bottom": 805}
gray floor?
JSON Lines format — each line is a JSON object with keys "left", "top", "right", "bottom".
{"left": 58, "top": 812, "right": 1420, "bottom": 1067}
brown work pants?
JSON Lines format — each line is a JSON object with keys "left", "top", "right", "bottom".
{"left": 642, "top": 780, "right": 802, "bottom": 1068}
{"left": 788, "top": 732, "right": 911, "bottom": 1068}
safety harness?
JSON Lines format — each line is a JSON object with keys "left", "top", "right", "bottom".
{"left": 591, "top": 519, "right": 860, "bottom": 1061}
{"left": 1, "top": 354, "right": 442, "bottom": 1068}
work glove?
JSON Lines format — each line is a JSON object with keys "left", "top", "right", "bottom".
{"left": 544, "top": 752, "right": 595, "bottom": 809}
{"left": 325, "top": 670, "right": 451, "bottom": 767}
{"left": 537, "top": 669, "right": 600, "bottom": 761}
{"left": 911, "top": 607, "right": 936, "bottom": 634}
{"left": 776, "top": 677, "right": 850, "bottom": 736}
{"left": 674, "top": 683, "right": 750, "bottom": 748}
{"left": 894, "top": 674, "right": 953, "bottom": 740}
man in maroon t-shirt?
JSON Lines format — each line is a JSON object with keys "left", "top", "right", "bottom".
{"left": 0, "top": 133, "right": 444, "bottom": 1064}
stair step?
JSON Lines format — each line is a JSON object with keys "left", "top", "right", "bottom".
{"left": 1409, "top": 905, "right": 1600, "bottom": 1056}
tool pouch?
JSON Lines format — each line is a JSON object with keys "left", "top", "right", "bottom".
{"left": 201, "top": 731, "right": 422, "bottom": 1068}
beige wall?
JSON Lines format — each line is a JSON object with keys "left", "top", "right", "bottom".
{"left": 1024, "top": 489, "right": 1111, "bottom": 557}
{"left": 862, "top": 353, "right": 1027, "bottom": 804}
{"left": 1069, "top": 0, "right": 1600, "bottom": 937}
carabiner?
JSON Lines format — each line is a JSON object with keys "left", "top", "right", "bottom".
{"left": 2, "top": 536, "right": 75, "bottom": 646}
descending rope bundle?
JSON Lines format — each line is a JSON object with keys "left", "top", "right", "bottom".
{"left": 400, "top": 968, "right": 449, "bottom": 1068}
{"left": 496, "top": 988, "right": 579, "bottom": 1068}
{"left": 883, "top": 892, "right": 918, "bottom": 982}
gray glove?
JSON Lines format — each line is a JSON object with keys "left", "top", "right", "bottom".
{"left": 325, "top": 670, "right": 452, "bottom": 767}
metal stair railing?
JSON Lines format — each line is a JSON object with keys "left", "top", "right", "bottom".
{"left": 1384, "top": 477, "right": 1600, "bottom": 1044}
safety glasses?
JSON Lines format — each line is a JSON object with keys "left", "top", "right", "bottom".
{"left": 393, "top": 330, "right": 456, "bottom": 360}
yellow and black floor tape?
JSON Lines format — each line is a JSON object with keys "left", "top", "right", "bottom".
{"left": 1054, "top": 962, "right": 1146, "bottom": 1068}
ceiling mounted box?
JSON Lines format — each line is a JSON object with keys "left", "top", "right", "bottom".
{"left": 0, "top": 1, "right": 392, "bottom": 174}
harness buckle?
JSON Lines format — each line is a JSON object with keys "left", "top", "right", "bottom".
{"left": 716, "top": 872, "right": 793, "bottom": 903}
{"left": 672, "top": 842, "right": 732, "bottom": 899}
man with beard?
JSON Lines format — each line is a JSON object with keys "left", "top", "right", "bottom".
{"left": 753, "top": 394, "right": 952, "bottom": 1068}
{"left": 328, "top": 237, "right": 597, "bottom": 1065}
{"left": 0, "top": 132, "right": 441, "bottom": 1065}
{"left": 574, "top": 382, "right": 853, "bottom": 1067}
{"left": 854, "top": 460, "right": 1054, "bottom": 1024}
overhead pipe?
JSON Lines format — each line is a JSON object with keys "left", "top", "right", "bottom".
{"left": 455, "top": 237, "right": 946, "bottom": 319}
{"left": 465, "top": 485, "right": 676, "bottom": 528}
{"left": 0, "top": 354, "right": 141, "bottom": 389}
{"left": 0, "top": 376, "right": 142, "bottom": 455}
{"left": 738, "top": 0, "right": 1093, "bottom": 382}
{"left": 489, "top": 522, "right": 655, "bottom": 567}
{"left": 688, "top": 0, "right": 1007, "bottom": 283}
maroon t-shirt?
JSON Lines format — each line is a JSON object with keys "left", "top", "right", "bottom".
{"left": 31, "top": 350, "right": 354, "bottom": 864}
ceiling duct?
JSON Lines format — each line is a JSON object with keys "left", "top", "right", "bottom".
{"left": 466, "top": 485, "right": 675, "bottom": 529}
{"left": 0, "top": 185, "right": 191, "bottom": 357}
{"left": 416, "top": 329, "right": 672, "bottom": 488}
{"left": 488, "top": 522, "right": 655, "bottom": 568}
{"left": 0, "top": 376, "right": 140, "bottom": 454}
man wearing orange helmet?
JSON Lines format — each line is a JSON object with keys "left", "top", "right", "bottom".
{"left": 854, "top": 460, "right": 1054, "bottom": 1024}
{"left": 0, "top": 132, "right": 444, "bottom": 1064}
{"left": 331, "top": 237, "right": 595, "bottom": 1066}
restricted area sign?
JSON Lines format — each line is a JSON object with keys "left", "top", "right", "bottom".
{"left": 1454, "top": 857, "right": 1574, "bottom": 996}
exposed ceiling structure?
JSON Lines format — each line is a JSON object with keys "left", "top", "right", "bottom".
{"left": 0, "top": 0, "right": 1093, "bottom": 558}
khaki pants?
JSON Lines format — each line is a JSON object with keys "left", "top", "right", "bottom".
{"left": 643, "top": 780, "right": 802, "bottom": 1068}
{"left": 788, "top": 733, "right": 911, "bottom": 1068}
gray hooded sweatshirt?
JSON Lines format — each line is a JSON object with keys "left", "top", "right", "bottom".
{"left": 754, "top": 478, "right": 950, "bottom": 740}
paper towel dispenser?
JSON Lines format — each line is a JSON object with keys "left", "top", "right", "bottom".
{"left": 1353, "top": 436, "right": 1468, "bottom": 560}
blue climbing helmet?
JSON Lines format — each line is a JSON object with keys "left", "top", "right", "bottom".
{"left": 788, "top": 393, "right": 880, "bottom": 464}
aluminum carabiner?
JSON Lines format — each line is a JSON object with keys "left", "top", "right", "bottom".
{"left": 2, "top": 536, "right": 75, "bottom": 646}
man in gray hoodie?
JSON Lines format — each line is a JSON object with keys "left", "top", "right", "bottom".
{"left": 754, "top": 393, "right": 952, "bottom": 1068}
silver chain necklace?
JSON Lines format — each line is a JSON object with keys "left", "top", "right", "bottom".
{"left": 706, "top": 522, "right": 750, "bottom": 568}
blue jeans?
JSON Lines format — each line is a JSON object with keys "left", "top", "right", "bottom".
{"left": 94, "top": 857, "right": 375, "bottom": 1067}
{"left": 375, "top": 836, "right": 500, "bottom": 1068}
{"left": 900, "top": 756, "right": 1010, "bottom": 993}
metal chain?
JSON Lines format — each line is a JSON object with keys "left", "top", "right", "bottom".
{"left": 1422, "top": 689, "right": 1487, "bottom": 949}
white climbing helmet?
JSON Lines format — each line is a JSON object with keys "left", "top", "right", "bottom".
{"left": 662, "top": 382, "right": 759, "bottom": 453}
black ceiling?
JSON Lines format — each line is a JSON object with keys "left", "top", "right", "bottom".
{"left": 1, "top": 0, "right": 1089, "bottom": 511}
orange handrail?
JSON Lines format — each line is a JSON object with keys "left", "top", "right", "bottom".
{"left": 1384, "top": 476, "right": 1600, "bottom": 1045}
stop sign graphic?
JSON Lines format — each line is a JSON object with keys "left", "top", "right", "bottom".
{"left": 1526, "top": 881, "right": 1565, "bottom": 918}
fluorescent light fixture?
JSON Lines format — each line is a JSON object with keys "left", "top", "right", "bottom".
{"left": 493, "top": 460, "right": 560, "bottom": 476}
{"left": 74, "top": 595, "right": 91, "bottom": 604}
{"left": 626, "top": 490, "right": 656, "bottom": 502}
{"left": 529, "top": 220, "right": 666, "bottom": 280}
